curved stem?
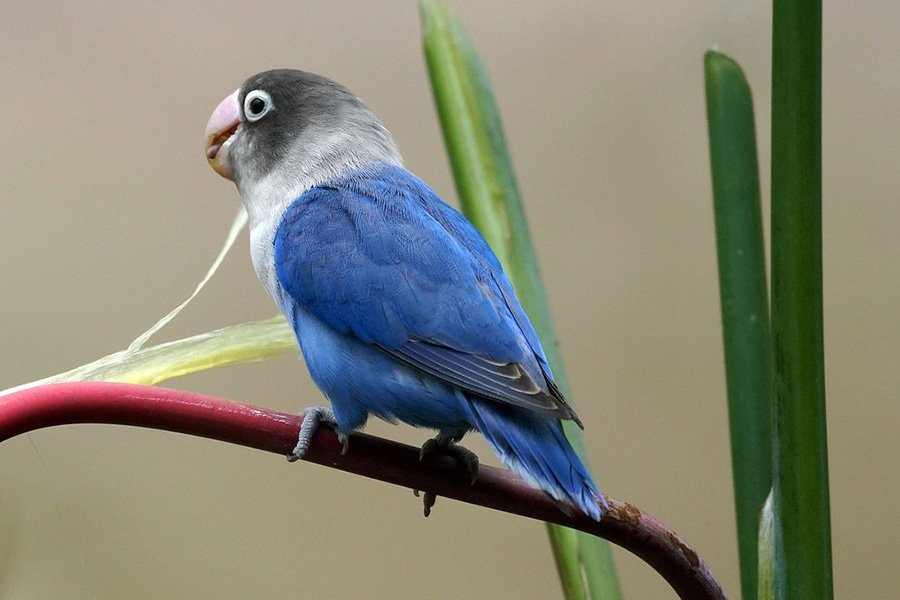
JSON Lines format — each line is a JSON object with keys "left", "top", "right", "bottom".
{"left": 0, "top": 382, "right": 725, "bottom": 599}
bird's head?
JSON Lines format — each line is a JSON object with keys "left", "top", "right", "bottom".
{"left": 205, "top": 69, "right": 401, "bottom": 204}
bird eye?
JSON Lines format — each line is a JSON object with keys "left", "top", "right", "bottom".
{"left": 243, "top": 90, "right": 273, "bottom": 122}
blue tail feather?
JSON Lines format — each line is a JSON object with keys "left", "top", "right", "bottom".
{"left": 462, "top": 396, "right": 606, "bottom": 521}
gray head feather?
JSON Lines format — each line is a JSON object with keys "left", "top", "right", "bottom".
{"left": 229, "top": 69, "right": 403, "bottom": 204}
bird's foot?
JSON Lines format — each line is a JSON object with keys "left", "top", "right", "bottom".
{"left": 419, "top": 437, "right": 480, "bottom": 483}
{"left": 288, "top": 405, "right": 349, "bottom": 462}
{"left": 414, "top": 433, "right": 480, "bottom": 517}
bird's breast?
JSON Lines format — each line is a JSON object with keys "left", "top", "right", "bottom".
{"left": 249, "top": 217, "right": 285, "bottom": 307}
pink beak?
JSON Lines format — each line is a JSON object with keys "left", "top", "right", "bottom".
{"left": 205, "top": 89, "right": 240, "bottom": 181}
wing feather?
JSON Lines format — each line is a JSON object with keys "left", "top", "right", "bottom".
{"left": 274, "top": 164, "right": 581, "bottom": 424}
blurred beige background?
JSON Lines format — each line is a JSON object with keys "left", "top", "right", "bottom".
{"left": 1, "top": 1, "right": 897, "bottom": 598}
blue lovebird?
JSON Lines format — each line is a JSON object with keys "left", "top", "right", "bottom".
{"left": 204, "top": 69, "right": 605, "bottom": 520}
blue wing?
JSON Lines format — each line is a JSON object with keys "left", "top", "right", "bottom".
{"left": 274, "top": 163, "right": 580, "bottom": 424}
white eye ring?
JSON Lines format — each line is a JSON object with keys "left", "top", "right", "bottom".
{"left": 243, "top": 89, "right": 273, "bottom": 122}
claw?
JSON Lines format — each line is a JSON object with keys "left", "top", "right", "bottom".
{"left": 419, "top": 438, "right": 439, "bottom": 460}
{"left": 288, "top": 405, "right": 346, "bottom": 461}
{"left": 336, "top": 431, "right": 350, "bottom": 455}
{"left": 421, "top": 491, "right": 436, "bottom": 517}
{"left": 412, "top": 489, "right": 437, "bottom": 517}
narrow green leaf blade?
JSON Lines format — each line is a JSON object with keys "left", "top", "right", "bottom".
{"left": 770, "top": 0, "right": 833, "bottom": 598}
{"left": 419, "top": 2, "right": 620, "bottom": 598}
{"left": 704, "top": 49, "right": 772, "bottom": 600}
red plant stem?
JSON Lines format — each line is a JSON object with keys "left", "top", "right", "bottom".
{"left": 0, "top": 382, "right": 725, "bottom": 599}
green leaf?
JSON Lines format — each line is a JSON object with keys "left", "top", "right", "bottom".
{"left": 770, "top": 0, "right": 833, "bottom": 598}
{"left": 419, "top": 2, "right": 621, "bottom": 598}
{"left": 704, "top": 49, "right": 772, "bottom": 600}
